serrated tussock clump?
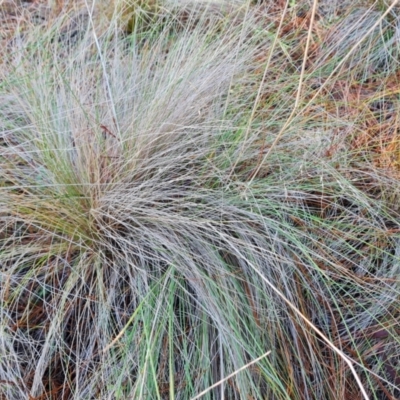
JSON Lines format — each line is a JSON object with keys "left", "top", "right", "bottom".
{"left": 1, "top": 1, "right": 400, "bottom": 399}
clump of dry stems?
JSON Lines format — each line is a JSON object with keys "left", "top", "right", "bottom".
{"left": 0, "top": 1, "right": 400, "bottom": 399}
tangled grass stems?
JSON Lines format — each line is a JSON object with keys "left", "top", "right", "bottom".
{"left": 1, "top": 0, "right": 400, "bottom": 399}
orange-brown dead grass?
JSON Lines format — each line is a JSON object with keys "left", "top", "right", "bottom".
{"left": 250, "top": 3, "right": 400, "bottom": 184}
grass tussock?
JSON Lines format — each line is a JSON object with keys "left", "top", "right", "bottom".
{"left": 1, "top": 0, "right": 400, "bottom": 399}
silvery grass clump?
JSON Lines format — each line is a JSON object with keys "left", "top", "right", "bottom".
{"left": 318, "top": 3, "right": 400, "bottom": 80}
{"left": 1, "top": 1, "right": 400, "bottom": 399}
